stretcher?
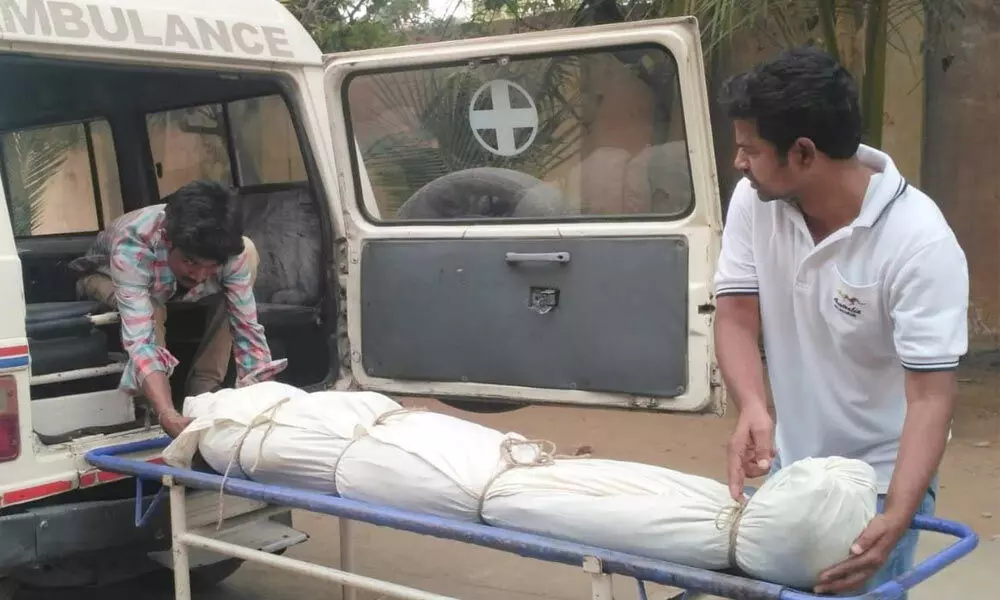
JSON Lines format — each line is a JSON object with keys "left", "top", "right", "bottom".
{"left": 85, "top": 438, "right": 980, "bottom": 600}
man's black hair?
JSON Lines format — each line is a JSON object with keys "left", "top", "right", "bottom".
{"left": 718, "top": 45, "right": 863, "bottom": 160}
{"left": 163, "top": 180, "right": 244, "bottom": 263}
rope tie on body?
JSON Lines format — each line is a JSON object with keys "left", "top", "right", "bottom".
{"left": 714, "top": 500, "right": 749, "bottom": 567}
{"left": 329, "top": 406, "right": 429, "bottom": 496}
{"left": 216, "top": 403, "right": 427, "bottom": 529}
{"left": 475, "top": 437, "right": 588, "bottom": 521}
{"left": 216, "top": 396, "right": 293, "bottom": 529}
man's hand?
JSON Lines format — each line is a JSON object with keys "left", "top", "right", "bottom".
{"left": 158, "top": 409, "right": 193, "bottom": 439}
{"left": 237, "top": 359, "right": 289, "bottom": 388}
{"left": 814, "top": 512, "right": 910, "bottom": 595}
{"left": 727, "top": 406, "right": 775, "bottom": 501}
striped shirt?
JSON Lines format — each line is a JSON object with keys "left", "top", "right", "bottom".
{"left": 71, "top": 204, "right": 285, "bottom": 395}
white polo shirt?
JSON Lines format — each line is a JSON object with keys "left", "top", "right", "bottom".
{"left": 713, "top": 145, "right": 969, "bottom": 492}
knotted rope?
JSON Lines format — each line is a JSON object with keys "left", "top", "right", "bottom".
{"left": 215, "top": 396, "right": 293, "bottom": 529}
{"left": 714, "top": 500, "right": 749, "bottom": 567}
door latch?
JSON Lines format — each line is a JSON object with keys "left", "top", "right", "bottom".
{"left": 528, "top": 287, "right": 560, "bottom": 314}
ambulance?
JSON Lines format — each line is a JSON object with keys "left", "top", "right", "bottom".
{"left": 0, "top": 0, "right": 723, "bottom": 592}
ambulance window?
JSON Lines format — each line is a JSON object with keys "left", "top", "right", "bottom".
{"left": 146, "top": 96, "right": 305, "bottom": 194}
{"left": 91, "top": 120, "right": 124, "bottom": 226}
{"left": 147, "top": 104, "right": 233, "bottom": 198}
{"left": 1, "top": 119, "right": 124, "bottom": 237}
{"left": 344, "top": 46, "right": 693, "bottom": 222}
{"left": 229, "top": 95, "right": 306, "bottom": 186}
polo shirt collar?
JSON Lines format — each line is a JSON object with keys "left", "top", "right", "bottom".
{"left": 853, "top": 144, "right": 908, "bottom": 228}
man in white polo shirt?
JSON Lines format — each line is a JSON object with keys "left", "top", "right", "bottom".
{"left": 713, "top": 46, "right": 968, "bottom": 596}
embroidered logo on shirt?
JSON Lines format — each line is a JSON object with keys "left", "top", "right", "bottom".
{"left": 833, "top": 289, "right": 865, "bottom": 318}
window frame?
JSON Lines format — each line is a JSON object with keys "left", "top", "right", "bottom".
{"left": 0, "top": 116, "right": 120, "bottom": 239}
{"left": 339, "top": 42, "right": 696, "bottom": 227}
{"left": 143, "top": 101, "right": 235, "bottom": 199}
{"left": 142, "top": 90, "right": 309, "bottom": 199}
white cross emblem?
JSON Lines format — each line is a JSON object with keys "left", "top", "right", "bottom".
{"left": 469, "top": 79, "right": 539, "bottom": 157}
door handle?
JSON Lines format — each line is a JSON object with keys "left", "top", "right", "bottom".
{"left": 504, "top": 252, "right": 571, "bottom": 264}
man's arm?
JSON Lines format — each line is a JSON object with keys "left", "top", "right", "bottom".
{"left": 886, "top": 234, "right": 968, "bottom": 516}
{"left": 816, "top": 234, "right": 968, "bottom": 594}
{"left": 715, "top": 180, "right": 766, "bottom": 411}
{"left": 885, "top": 369, "right": 955, "bottom": 519}
{"left": 109, "top": 238, "right": 183, "bottom": 432}
{"left": 713, "top": 181, "right": 775, "bottom": 499}
{"left": 220, "top": 247, "right": 287, "bottom": 386}
{"left": 716, "top": 295, "right": 768, "bottom": 415}
{"left": 816, "top": 371, "right": 956, "bottom": 595}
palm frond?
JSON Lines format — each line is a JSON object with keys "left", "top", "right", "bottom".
{"left": 3, "top": 125, "right": 85, "bottom": 236}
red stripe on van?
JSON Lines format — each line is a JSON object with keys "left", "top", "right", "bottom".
{"left": 0, "top": 345, "right": 29, "bottom": 358}
{"left": 3, "top": 458, "right": 166, "bottom": 506}
{"left": 79, "top": 457, "right": 166, "bottom": 488}
{"left": 1, "top": 479, "right": 73, "bottom": 507}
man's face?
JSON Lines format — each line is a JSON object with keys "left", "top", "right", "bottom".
{"left": 732, "top": 119, "right": 803, "bottom": 202}
{"left": 166, "top": 246, "right": 220, "bottom": 288}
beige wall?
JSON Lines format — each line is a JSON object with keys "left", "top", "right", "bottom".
{"left": 881, "top": 14, "right": 926, "bottom": 186}
{"left": 923, "top": 0, "right": 1000, "bottom": 344}
{"left": 710, "top": 16, "right": 926, "bottom": 195}
{"left": 33, "top": 147, "right": 100, "bottom": 235}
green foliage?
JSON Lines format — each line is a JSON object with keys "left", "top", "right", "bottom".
{"left": 2, "top": 125, "right": 85, "bottom": 236}
{"left": 281, "top": 0, "right": 431, "bottom": 51}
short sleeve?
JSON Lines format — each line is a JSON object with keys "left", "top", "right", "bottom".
{"left": 889, "top": 235, "right": 969, "bottom": 371}
{"left": 713, "top": 179, "right": 759, "bottom": 297}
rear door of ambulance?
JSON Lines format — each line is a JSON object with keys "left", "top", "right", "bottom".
{"left": 322, "top": 18, "right": 726, "bottom": 414}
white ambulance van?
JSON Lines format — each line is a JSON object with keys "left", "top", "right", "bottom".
{"left": 0, "top": 0, "right": 724, "bottom": 592}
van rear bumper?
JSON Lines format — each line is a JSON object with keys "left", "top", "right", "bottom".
{"left": 0, "top": 493, "right": 169, "bottom": 572}
{"left": 0, "top": 490, "right": 300, "bottom": 583}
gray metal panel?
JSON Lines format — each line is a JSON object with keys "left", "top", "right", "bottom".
{"left": 0, "top": 495, "right": 168, "bottom": 570}
{"left": 360, "top": 236, "right": 689, "bottom": 397}
{"left": 0, "top": 511, "right": 39, "bottom": 569}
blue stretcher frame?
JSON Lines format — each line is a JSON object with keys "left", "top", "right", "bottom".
{"left": 85, "top": 437, "right": 979, "bottom": 600}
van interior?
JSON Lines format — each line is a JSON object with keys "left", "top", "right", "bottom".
{"left": 0, "top": 54, "right": 336, "bottom": 444}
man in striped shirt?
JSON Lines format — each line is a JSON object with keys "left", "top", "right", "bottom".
{"left": 71, "top": 180, "right": 287, "bottom": 437}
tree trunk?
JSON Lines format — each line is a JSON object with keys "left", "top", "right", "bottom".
{"left": 834, "top": 0, "right": 864, "bottom": 76}
{"left": 817, "top": 0, "right": 841, "bottom": 60}
{"left": 861, "top": 0, "right": 890, "bottom": 147}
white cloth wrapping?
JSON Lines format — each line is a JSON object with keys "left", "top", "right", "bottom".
{"left": 163, "top": 381, "right": 403, "bottom": 494}
{"left": 163, "top": 385, "right": 878, "bottom": 588}
{"left": 481, "top": 455, "right": 877, "bottom": 589}
{"left": 334, "top": 410, "right": 540, "bottom": 521}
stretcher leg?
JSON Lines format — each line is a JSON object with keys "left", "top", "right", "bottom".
{"left": 167, "top": 476, "right": 193, "bottom": 600}
{"left": 341, "top": 518, "right": 357, "bottom": 600}
{"left": 584, "top": 556, "right": 614, "bottom": 600}
{"left": 590, "top": 574, "right": 614, "bottom": 600}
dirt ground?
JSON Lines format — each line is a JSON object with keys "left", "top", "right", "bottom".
{"left": 938, "top": 356, "right": 1000, "bottom": 537}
